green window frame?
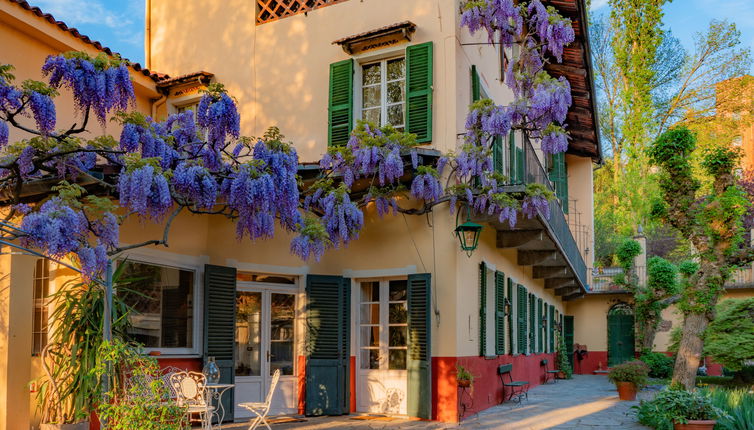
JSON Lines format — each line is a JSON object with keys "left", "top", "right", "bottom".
{"left": 517, "top": 284, "right": 528, "bottom": 354}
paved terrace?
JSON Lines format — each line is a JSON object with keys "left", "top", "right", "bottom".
{"left": 220, "top": 375, "right": 652, "bottom": 429}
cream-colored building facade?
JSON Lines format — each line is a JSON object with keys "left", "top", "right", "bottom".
{"left": 0, "top": 0, "right": 603, "bottom": 427}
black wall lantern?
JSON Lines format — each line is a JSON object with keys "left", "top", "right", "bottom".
{"left": 541, "top": 315, "right": 548, "bottom": 329}
{"left": 455, "top": 205, "right": 482, "bottom": 256}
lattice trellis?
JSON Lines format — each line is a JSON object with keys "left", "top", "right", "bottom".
{"left": 256, "top": 0, "right": 350, "bottom": 24}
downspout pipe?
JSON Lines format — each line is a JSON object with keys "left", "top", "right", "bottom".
{"left": 145, "top": 0, "right": 152, "bottom": 70}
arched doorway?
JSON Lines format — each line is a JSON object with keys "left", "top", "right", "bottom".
{"left": 607, "top": 303, "right": 635, "bottom": 366}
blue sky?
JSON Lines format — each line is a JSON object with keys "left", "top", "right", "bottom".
{"left": 592, "top": 0, "right": 754, "bottom": 72}
{"left": 29, "top": 0, "right": 754, "bottom": 72}
{"left": 29, "top": 0, "right": 145, "bottom": 64}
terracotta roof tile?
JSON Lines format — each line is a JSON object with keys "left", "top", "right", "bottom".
{"left": 7, "top": 0, "right": 169, "bottom": 82}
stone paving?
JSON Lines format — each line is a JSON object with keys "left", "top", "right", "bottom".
{"left": 219, "top": 375, "right": 653, "bottom": 429}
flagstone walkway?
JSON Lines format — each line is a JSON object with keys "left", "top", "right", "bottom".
{"left": 219, "top": 375, "right": 653, "bottom": 429}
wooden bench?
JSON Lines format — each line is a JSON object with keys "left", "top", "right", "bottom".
{"left": 498, "top": 364, "right": 529, "bottom": 403}
{"left": 541, "top": 359, "right": 560, "bottom": 384}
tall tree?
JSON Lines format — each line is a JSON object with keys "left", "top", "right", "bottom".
{"left": 648, "top": 127, "right": 753, "bottom": 389}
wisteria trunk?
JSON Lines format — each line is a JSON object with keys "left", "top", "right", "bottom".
{"left": 671, "top": 312, "right": 709, "bottom": 389}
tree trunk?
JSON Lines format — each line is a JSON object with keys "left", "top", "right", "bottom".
{"left": 671, "top": 312, "right": 709, "bottom": 389}
{"left": 640, "top": 319, "right": 658, "bottom": 352}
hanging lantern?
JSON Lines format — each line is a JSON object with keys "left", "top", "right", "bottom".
{"left": 454, "top": 206, "right": 482, "bottom": 256}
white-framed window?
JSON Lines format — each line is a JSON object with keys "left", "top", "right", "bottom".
{"left": 360, "top": 57, "right": 406, "bottom": 130}
{"left": 32, "top": 258, "right": 50, "bottom": 356}
{"left": 118, "top": 260, "right": 198, "bottom": 355}
{"left": 175, "top": 100, "right": 200, "bottom": 120}
{"left": 358, "top": 278, "right": 408, "bottom": 370}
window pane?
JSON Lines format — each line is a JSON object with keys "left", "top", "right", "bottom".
{"left": 362, "top": 108, "right": 381, "bottom": 124}
{"left": 360, "top": 326, "right": 379, "bottom": 347}
{"left": 389, "top": 326, "right": 407, "bottom": 347}
{"left": 270, "top": 293, "right": 295, "bottom": 376}
{"left": 388, "top": 349, "right": 407, "bottom": 370}
{"left": 387, "top": 81, "right": 404, "bottom": 104}
{"left": 362, "top": 63, "right": 381, "bottom": 85}
{"left": 360, "top": 281, "right": 379, "bottom": 302}
{"left": 389, "top": 303, "right": 407, "bottom": 324}
{"left": 387, "top": 104, "right": 404, "bottom": 127}
{"left": 360, "top": 303, "right": 380, "bottom": 324}
{"left": 361, "top": 348, "right": 380, "bottom": 369}
{"left": 362, "top": 86, "right": 381, "bottom": 108}
{"left": 120, "top": 261, "right": 194, "bottom": 349}
{"left": 235, "top": 292, "right": 262, "bottom": 376}
{"left": 387, "top": 58, "right": 405, "bottom": 81}
{"left": 389, "top": 280, "right": 407, "bottom": 301}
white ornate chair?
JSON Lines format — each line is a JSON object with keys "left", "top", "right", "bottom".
{"left": 169, "top": 371, "right": 215, "bottom": 429}
{"left": 239, "top": 369, "right": 282, "bottom": 430}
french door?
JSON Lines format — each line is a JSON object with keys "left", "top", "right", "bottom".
{"left": 234, "top": 285, "right": 297, "bottom": 418}
{"left": 356, "top": 278, "right": 408, "bottom": 415}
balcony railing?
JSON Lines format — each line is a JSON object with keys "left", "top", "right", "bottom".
{"left": 590, "top": 264, "right": 754, "bottom": 293}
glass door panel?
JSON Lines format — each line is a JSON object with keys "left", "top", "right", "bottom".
{"left": 270, "top": 293, "right": 295, "bottom": 376}
{"left": 235, "top": 291, "right": 262, "bottom": 376}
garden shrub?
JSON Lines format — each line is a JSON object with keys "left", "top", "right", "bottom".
{"left": 633, "top": 388, "right": 726, "bottom": 430}
{"left": 705, "top": 388, "right": 754, "bottom": 430}
{"left": 640, "top": 352, "right": 674, "bottom": 379}
{"left": 704, "top": 298, "right": 754, "bottom": 381}
{"left": 608, "top": 360, "right": 650, "bottom": 387}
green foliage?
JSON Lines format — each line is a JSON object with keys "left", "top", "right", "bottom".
{"left": 608, "top": 360, "right": 650, "bottom": 387}
{"left": 35, "top": 266, "right": 133, "bottom": 424}
{"left": 640, "top": 352, "right": 675, "bottom": 379}
{"left": 701, "top": 146, "right": 741, "bottom": 178}
{"left": 668, "top": 325, "right": 683, "bottom": 355}
{"left": 0, "top": 63, "right": 15, "bottom": 82}
{"left": 633, "top": 387, "right": 728, "bottom": 429}
{"left": 95, "top": 340, "right": 187, "bottom": 430}
{"left": 646, "top": 256, "right": 678, "bottom": 294}
{"left": 704, "top": 388, "right": 754, "bottom": 430}
{"left": 616, "top": 238, "right": 642, "bottom": 271}
{"left": 678, "top": 261, "right": 699, "bottom": 277}
{"left": 556, "top": 331, "right": 573, "bottom": 379}
{"left": 704, "top": 298, "right": 754, "bottom": 371}
{"left": 456, "top": 365, "right": 474, "bottom": 384}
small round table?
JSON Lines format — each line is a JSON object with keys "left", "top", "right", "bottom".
{"left": 206, "top": 383, "right": 235, "bottom": 427}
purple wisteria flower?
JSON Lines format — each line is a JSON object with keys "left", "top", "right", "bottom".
{"left": 118, "top": 164, "right": 172, "bottom": 219}
{"left": 0, "top": 121, "right": 8, "bottom": 148}
{"left": 290, "top": 233, "right": 326, "bottom": 262}
{"left": 410, "top": 168, "right": 443, "bottom": 202}
{"left": 540, "top": 126, "right": 569, "bottom": 154}
{"left": 319, "top": 188, "right": 363, "bottom": 247}
{"left": 172, "top": 163, "right": 218, "bottom": 210}
{"left": 20, "top": 197, "right": 89, "bottom": 258}
{"left": 42, "top": 54, "right": 134, "bottom": 124}
{"left": 18, "top": 145, "right": 35, "bottom": 177}
{"left": 27, "top": 91, "right": 56, "bottom": 135}
{"left": 522, "top": 194, "right": 550, "bottom": 219}
{"left": 197, "top": 91, "right": 240, "bottom": 149}
{"left": 226, "top": 163, "right": 277, "bottom": 240}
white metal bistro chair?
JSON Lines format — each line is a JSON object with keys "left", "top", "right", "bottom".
{"left": 239, "top": 369, "right": 282, "bottom": 430}
{"left": 169, "top": 371, "right": 215, "bottom": 429}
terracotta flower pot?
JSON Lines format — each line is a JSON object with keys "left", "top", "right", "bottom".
{"left": 458, "top": 379, "right": 471, "bottom": 388}
{"left": 673, "top": 420, "right": 716, "bottom": 430}
{"left": 615, "top": 381, "right": 637, "bottom": 401}
{"left": 557, "top": 371, "right": 566, "bottom": 379}
{"left": 41, "top": 422, "right": 90, "bottom": 430}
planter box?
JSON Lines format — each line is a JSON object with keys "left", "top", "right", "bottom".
{"left": 673, "top": 420, "right": 716, "bottom": 430}
{"left": 41, "top": 422, "right": 90, "bottom": 430}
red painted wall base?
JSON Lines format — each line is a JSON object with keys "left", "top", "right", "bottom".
{"left": 432, "top": 353, "right": 557, "bottom": 423}
{"left": 572, "top": 351, "right": 724, "bottom": 377}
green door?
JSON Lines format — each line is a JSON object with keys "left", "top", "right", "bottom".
{"left": 607, "top": 304, "right": 635, "bottom": 366}
{"left": 305, "top": 275, "right": 350, "bottom": 416}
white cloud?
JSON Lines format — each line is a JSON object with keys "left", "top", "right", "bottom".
{"left": 591, "top": 0, "right": 609, "bottom": 10}
{"left": 31, "top": 0, "right": 132, "bottom": 29}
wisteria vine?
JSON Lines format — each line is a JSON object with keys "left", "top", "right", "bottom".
{"left": 0, "top": 0, "right": 576, "bottom": 278}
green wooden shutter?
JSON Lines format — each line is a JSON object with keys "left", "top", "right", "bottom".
{"left": 479, "top": 262, "right": 487, "bottom": 356}
{"left": 406, "top": 42, "right": 433, "bottom": 143}
{"left": 509, "top": 132, "right": 524, "bottom": 184}
{"left": 495, "top": 271, "right": 506, "bottom": 355}
{"left": 550, "top": 152, "right": 569, "bottom": 213}
{"left": 507, "top": 278, "right": 514, "bottom": 354}
{"left": 493, "top": 135, "right": 504, "bottom": 174}
{"left": 407, "top": 273, "right": 432, "bottom": 420}
{"left": 305, "top": 275, "right": 350, "bottom": 416}
{"left": 517, "top": 284, "right": 527, "bottom": 354}
{"left": 529, "top": 293, "right": 536, "bottom": 354}
{"left": 328, "top": 59, "right": 353, "bottom": 146}
{"left": 536, "top": 302, "right": 540, "bottom": 352}
{"left": 203, "top": 264, "right": 237, "bottom": 421}
{"left": 471, "top": 65, "right": 481, "bottom": 102}
{"left": 549, "top": 304, "right": 555, "bottom": 352}
{"left": 564, "top": 315, "right": 575, "bottom": 369}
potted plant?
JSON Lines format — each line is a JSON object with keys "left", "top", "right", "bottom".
{"left": 95, "top": 340, "right": 187, "bottom": 430}
{"left": 555, "top": 331, "right": 573, "bottom": 379}
{"left": 633, "top": 388, "right": 727, "bottom": 430}
{"left": 608, "top": 360, "right": 649, "bottom": 401}
{"left": 456, "top": 365, "right": 474, "bottom": 388}
{"left": 36, "top": 271, "right": 132, "bottom": 429}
